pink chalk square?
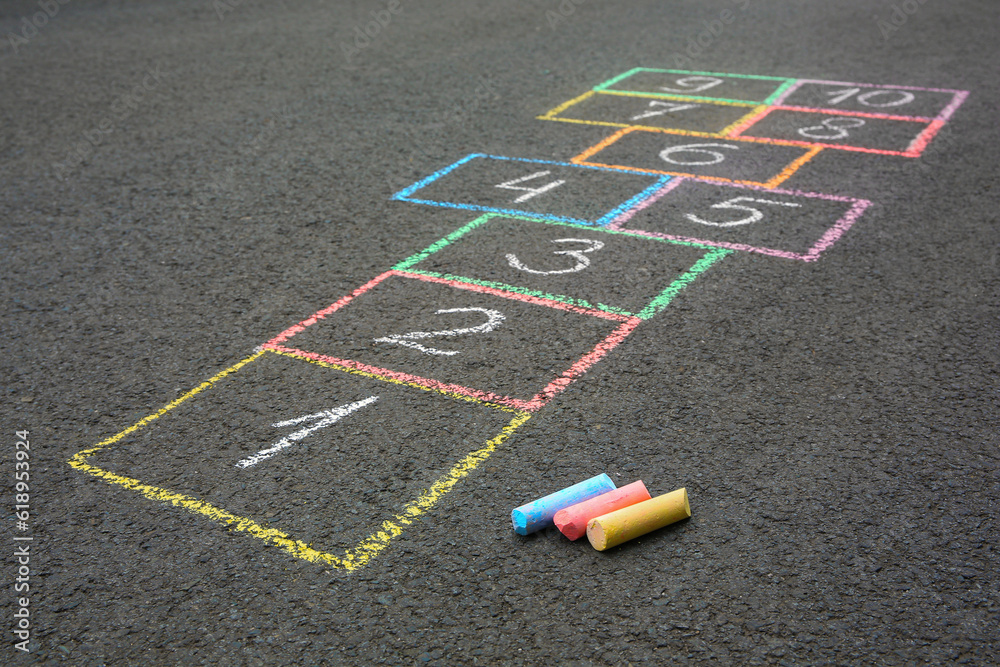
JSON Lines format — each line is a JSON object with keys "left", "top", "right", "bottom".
{"left": 609, "top": 177, "right": 871, "bottom": 262}
{"left": 264, "top": 271, "right": 640, "bottom": 412}
{"left": 772, "top": 80, "right": 968, "bottom": 121}
{"left": 732, "top": 107, "right": 935, "bottom": 156}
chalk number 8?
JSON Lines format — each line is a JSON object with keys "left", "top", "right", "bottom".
{"left": 797, "top": 116, "right": 866, "bottom": 140}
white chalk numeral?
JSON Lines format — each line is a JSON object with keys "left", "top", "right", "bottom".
{"left": 684, "top": 196, "right": 802, "bottom": 228}
{"left": 630, "top": 101, "right": 700, "bottom": 120}
{"left": 374, "top": 307, "right": 505, "bottom": 356}
{"left": 236, "top": 396, "right": 379, "bottom": 468}
{"left": 659, "top": 76, "right": 724, "bottom": 94}
{"left": 506, "top": 238, "right": 605, "bottom": 275}
{"left": 495, "top": 171, "right": 566, "bottom": 203}
{"left": 825, "top": 87, "right": 915, "bottom": 108}
{"left": 659, "top": 142, "right": 738, "bottom": 166}
{"left": 797, "top": 116, "right": 866, "bottom": 140}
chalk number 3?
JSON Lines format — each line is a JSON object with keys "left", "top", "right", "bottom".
{"left": 506, "top": 238, "right": 606, "bottom": 275}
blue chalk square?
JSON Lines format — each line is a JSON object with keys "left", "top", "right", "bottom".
{"left": 392, "top": 153, "right": 671, "bottom": 226}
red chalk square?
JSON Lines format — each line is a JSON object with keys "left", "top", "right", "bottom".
{"left": 266, "top": 272, "right": 638, "bottom": 411}
{"left": 734, "top": 108, "right": 933, "bottom": 155}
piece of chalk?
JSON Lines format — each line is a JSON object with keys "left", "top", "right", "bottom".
{"left": 586, "top": 487, "right": 690, "bottom": 551}
{"left": 553, "top": 480, "right": 652, "bottom": 541}
{"left": 511, "top": 473, "right": 616, "bottom": 536}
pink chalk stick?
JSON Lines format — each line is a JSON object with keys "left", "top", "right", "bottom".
{"left": 554, "top": 480, "right": 651, "bottom": 540}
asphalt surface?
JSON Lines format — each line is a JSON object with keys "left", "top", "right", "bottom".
{"left": 2, "top": 0, "right": 998, "bottom": 664}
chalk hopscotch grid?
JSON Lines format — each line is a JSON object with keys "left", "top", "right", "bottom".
{"left": 68, "top": 241, "right": 701, "bottom": 569}
{"left": 571, "top": 126, "right": 824, "bottom": 189}
{"left": 68, "top": 347, "right": 532, "bottom": 572}
{"left": 549, "top": 70, "right": 968, "bottom": 158}
{"left": 70, "top": 66, "right": 965, "bottom": 573}
{"left": 69, "top": 224, "right": 674, "bottom": 570}
{"left": 262, "top": 268, "right": 643, "bottom": 412}
{"left": 391, "top": 153, "right": 672, "bottom": 226}
{"left": 391, "top": 211, "right": 731, "bottom": 319}
{"left": 607, "top": 177, "right": 872, "bottom": 262}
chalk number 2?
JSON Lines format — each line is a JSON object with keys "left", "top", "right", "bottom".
{"left": 374, "top": 307, "right": 505, "bottom": 356}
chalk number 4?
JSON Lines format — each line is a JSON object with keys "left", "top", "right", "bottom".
{"left": 495, "top": 171, "right": 566, "bottom": 203}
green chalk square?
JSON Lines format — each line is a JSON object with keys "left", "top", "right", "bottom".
{"left": 595, "top": 68, "right": 797, "bottom": 105}
{"left": 393, "top": 213, "right": 731, "bottom": 320}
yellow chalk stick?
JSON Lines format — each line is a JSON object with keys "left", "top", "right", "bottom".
{"left": 586, "top": 487, "right": 690, "bottom": 551}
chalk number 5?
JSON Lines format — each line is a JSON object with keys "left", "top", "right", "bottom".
{"left": 685, "top": 196, "right": 801, "bottom": 227}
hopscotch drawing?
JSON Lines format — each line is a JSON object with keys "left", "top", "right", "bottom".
{"left": 70, "top": 68, "right": 968, "bottom": 571}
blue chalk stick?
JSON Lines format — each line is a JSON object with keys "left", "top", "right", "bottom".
{"left": 511, "top": 473, "right": 617, "bottom": 535}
